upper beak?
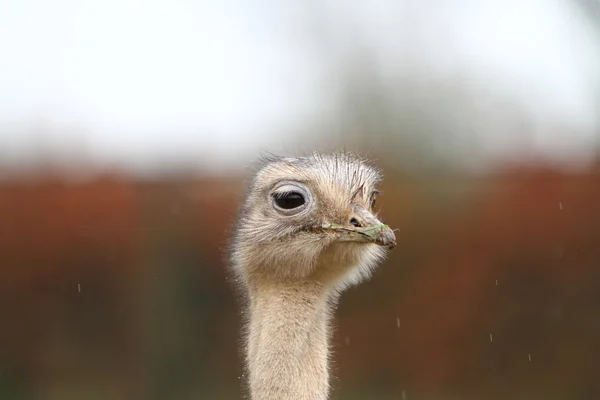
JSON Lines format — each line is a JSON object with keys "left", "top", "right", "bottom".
{"left": 323, "top": 204, "right": 396, "bottom": 249}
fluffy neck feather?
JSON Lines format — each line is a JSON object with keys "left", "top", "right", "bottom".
{"left": 246, "top": 280, "right": 333, "bottom": 400}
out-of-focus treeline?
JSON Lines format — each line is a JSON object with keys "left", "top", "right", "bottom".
{"left": 1, "top": 158, "right": 599, "bottom": 399}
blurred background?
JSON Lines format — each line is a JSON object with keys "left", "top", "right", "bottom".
{"left": 1, "top": 0, "right": 600, "bottom": 399}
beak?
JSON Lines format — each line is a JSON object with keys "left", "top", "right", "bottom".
{"left": 323, "top": 204, "right": 396, "bottom": 249}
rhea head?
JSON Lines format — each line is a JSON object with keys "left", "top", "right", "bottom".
{"left": 232, "top": 152, "right": 395, "bottom": 292}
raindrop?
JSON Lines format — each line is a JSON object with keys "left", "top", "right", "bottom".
{"left": 489, "top": 333, "right": 493, "bottom": 343}
{"left": 77, "top": 283, "right": 81, "bottom": 293}
{"left": 528, "top": 353, "right": 532, "bottom": 362}
{"left": 396, "top": 317, "right": 401, "bottom": 328}
{"left": 495, "top": 279, "right": 498, "bottom": 286}
{"left": 402, "top": 389, "right": 407, "bottom": 400}
{"left": 558, "top": 201, "right": 563, "bottom": 210}
{"left": 344, "top": 336, "right": 350, "bottom": 346}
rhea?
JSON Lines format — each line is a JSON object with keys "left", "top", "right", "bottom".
{"left": 231, "top": 152, "right": 396, "bottom": 400}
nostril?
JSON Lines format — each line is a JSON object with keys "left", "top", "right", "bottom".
{"left": 350, "top": 217, "right": 362, "bottom": 227}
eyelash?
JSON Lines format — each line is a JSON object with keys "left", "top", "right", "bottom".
{"left": 273, "top": 191, "right": 292, "bottom": 199}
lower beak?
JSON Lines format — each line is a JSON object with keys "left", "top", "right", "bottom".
{"left": 323, "top": 204, "right": 396, "bottom": 249}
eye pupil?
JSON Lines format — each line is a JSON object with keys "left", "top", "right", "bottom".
{"left": 274, "top": 192, "right": 305, "bottom": 210}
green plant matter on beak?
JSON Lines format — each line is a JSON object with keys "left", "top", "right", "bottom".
{"left": 323, "top": 222, "right": 396, "bottom": 249}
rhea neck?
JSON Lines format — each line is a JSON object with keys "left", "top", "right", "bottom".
{"left": 246, "top": 276, "right": 337, "bottom": 400}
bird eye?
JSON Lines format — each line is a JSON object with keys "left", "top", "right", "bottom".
{"left": 273, "top": 191, "right": 305, "bottom": 209}
{"left": 270, "top": 183, "right": 312, "bottom": 215}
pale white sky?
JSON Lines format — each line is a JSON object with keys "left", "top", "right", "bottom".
{"left": 0, "top": 0, "right": 598, "bottom": 173}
